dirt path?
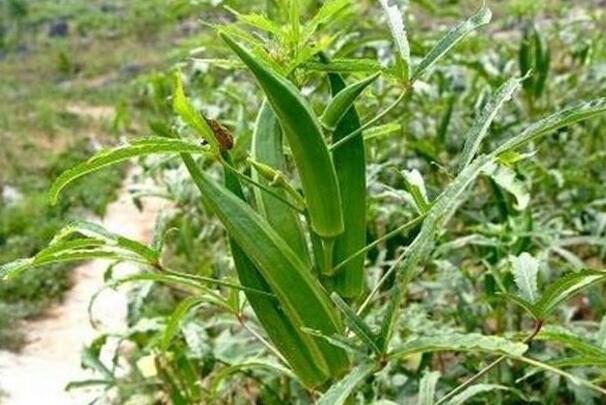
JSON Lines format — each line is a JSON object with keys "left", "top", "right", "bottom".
{"left": 0, "top": 170, "right": 164, "bottom": 405}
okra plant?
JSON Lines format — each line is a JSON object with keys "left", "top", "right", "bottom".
{"left": 2, "top": 1, "right": 606, "bottom": 402}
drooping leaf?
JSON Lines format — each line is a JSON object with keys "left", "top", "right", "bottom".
{"left": 536, "top": 327, "right": 606, "bottom": 359}
{"left": 49, "top": 137, "right": 207, "bottom": 205}
{"left": 316, "top": 362, "right": 376, "bottom": 405}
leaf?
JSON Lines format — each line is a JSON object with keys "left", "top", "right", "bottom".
{"left": 304, "top": 58, "right": 383, "bottom": 73}
{"left": 515, "top": 355, "right": 606, "bottom": 396}
{"left": 331, "top": 292, "right": 382, "bottom": 354}
{"left": 494, "top": 98, "right": 606, "bottom": 156}
{"left": 378, "top": 283, "right": 401, "bottom": 352}
{"left": 536, "top": 327, "right": 606, "bottom": 359}
{"left": 49, "top": 137, "right": 207, "bottom": 205}
{"left": 302, "top": 327, "right": 367, "bottom": 355}
{"left": 225, "top": 6, "right": 283, "bottom": 36}
{"left": 161, "top": 297, "right": 205, "bottom": 351}
{"left": 458, "top": 77, "right": 523, "bottom": 170}
{"left": 418, "top": 370, "right": 440, "bottom": 405}
{"left": 445, "top": 384, "right": 525, "bottom": 405}
{"left": 303, "top": 0, "right": 350, "bottom": 42}
{"left": 510, "top": 252, "right": 540, "bottom": 303}
{"left": 535, "top": 270, "right": 606, "bottom": 317}
{"left": 498, "top": 293, "right": 541, "bottom": 320}
{"left": 412, "top": 5, "right": 492, "bottom": 81}
{"left": 182, "top": 155, "right": 350, "bottom": 383}
{"left": 378, "top": 0, "right": 411, "bottom": 80}
{"left": 597, "top": 315, "right": 606, "bottom": 349}
{"left": 401, "top": 169, "right": 430, "bottom": 214}
{"left": 389, "top": 333, "right": 528, "bottom": 360}
{"left": 210, "top": 360, "right": 295, "bottom": 399}
{"left": 173, "top": 72, "right": 220, "bottom": 153}
{"left": 484, "top": 162, "right": 530, "bottom": 210}
{"left": 316, "top": 362, "right": 376, "bottom": 405}
{"left": 321, "top": 71, "right": 380, "bottom": 131}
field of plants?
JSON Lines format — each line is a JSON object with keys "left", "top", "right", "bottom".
{"left": 1, "top": 0, "right": 606, "bottom": 404}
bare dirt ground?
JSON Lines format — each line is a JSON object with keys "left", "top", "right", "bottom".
{"left": 0, "top": 170, "right": 164, "bottom": 405}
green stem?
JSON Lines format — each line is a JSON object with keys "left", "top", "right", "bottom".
{"left": 329, "top": 90, "right": 408, "bottom": 151}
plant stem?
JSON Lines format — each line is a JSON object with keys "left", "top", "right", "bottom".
{"left": 329, "top": 90, "right": 408, "bottom": 151}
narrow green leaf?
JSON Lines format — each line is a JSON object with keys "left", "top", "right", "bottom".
{"left": 418, "top": 370, "right": 441, "bottom": 405}
{"left": 161, "top": 297, "right": 205, "bottom": 351}
{"left": 446, "top": 384, "right": 524, "bottom": 405}
{"left": 498, "top": 293, "right": 541, "bottom": 320}
{"left": 536, "top": 327, "right": 606, "bottom": 359}
{"left": 389, "top": 333, "right": 528, "bottom": 360}
{"left": 458, "top": 77, "right": 523, "bottom": 170}
{"left": 378, "top": 0, "right": 411, "bottom": 80}
{"left": 401, "top": 169, "right": 431, "bottom": 214}
{"left": 321, "top": 72, "right": 380, "bottom": 131}
{"left": 173, "top": 72, "right": 220, "bottom": 153}
{"left": 412, "top": 5, "right": 492, "bottom": 81}
{"left": 316, "top": 362, "right": 376, "bottom": 405}
{"left": 535, "top": 270, "right": 606, "bottom": 317}
{"left": 494, "top": 98, "right": 606, "bottom": 156}
{"left": 510, "top": 252, "right": 540, "bottom": 303}
{"left": 304, "top": 58, "right": 383, "bottom": 73}
{"left": 378, "top": 283, "right": 401, "bottom": 353}
{"left": 49, "top": 137, "right": 206, "bottom": 205}
{"left": 331, "top": 292, "right": 381, "bottom": 355}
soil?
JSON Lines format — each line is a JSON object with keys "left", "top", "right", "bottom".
{"left": 0, "top": 169, "right": 164, "bottom": 405}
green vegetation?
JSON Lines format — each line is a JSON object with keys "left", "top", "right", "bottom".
{"left": 2, "top": 0, "right": 606, "bottom": 403}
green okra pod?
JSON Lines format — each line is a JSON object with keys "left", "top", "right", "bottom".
{"left": 220, "top": 33, "right": 344, "bottom": 239}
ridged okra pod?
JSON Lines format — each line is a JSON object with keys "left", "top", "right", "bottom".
{"left": 182, "top": 157, "right": 351, "bottom": 383}
{"left": 326, "top": 71, "right": 368, "bottom": 298}
{"left": 220, "top": 33, "right": 344, "bottom": 239}
{"left": 251, "top": 101, "right": 310, "bottom": 266}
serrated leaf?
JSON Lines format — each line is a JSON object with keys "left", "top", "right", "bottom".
{"left": 389, "top": 333, "right": 528, "bottom": 360}
{"left": 458, "top": 77, "right": 523, "bottom": 170}
{"left": 418, "top": 370, "right": 440, "bottom": 405}
{"left": 510, "top": 252, "right": 540, "bottom": 303}
{"left": 316, "top": 362, "right": 376, "bottom": 405}
{"left": 484, "top": 162, "right": 530, "bottom": 210}
{"left": 49, "top": 137, "right": 207, "bottom": 205}
{"left": 412, "top": 6, "right": 492, "bottom": 81}
{"left": 378, "top": 0, "right": 411, "bottom": 80}
{"left": 535, "top": 270, "right": 606, "bottom": 317}
{"left": 495, "top": 98, "right": 606, "bottom": 156}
